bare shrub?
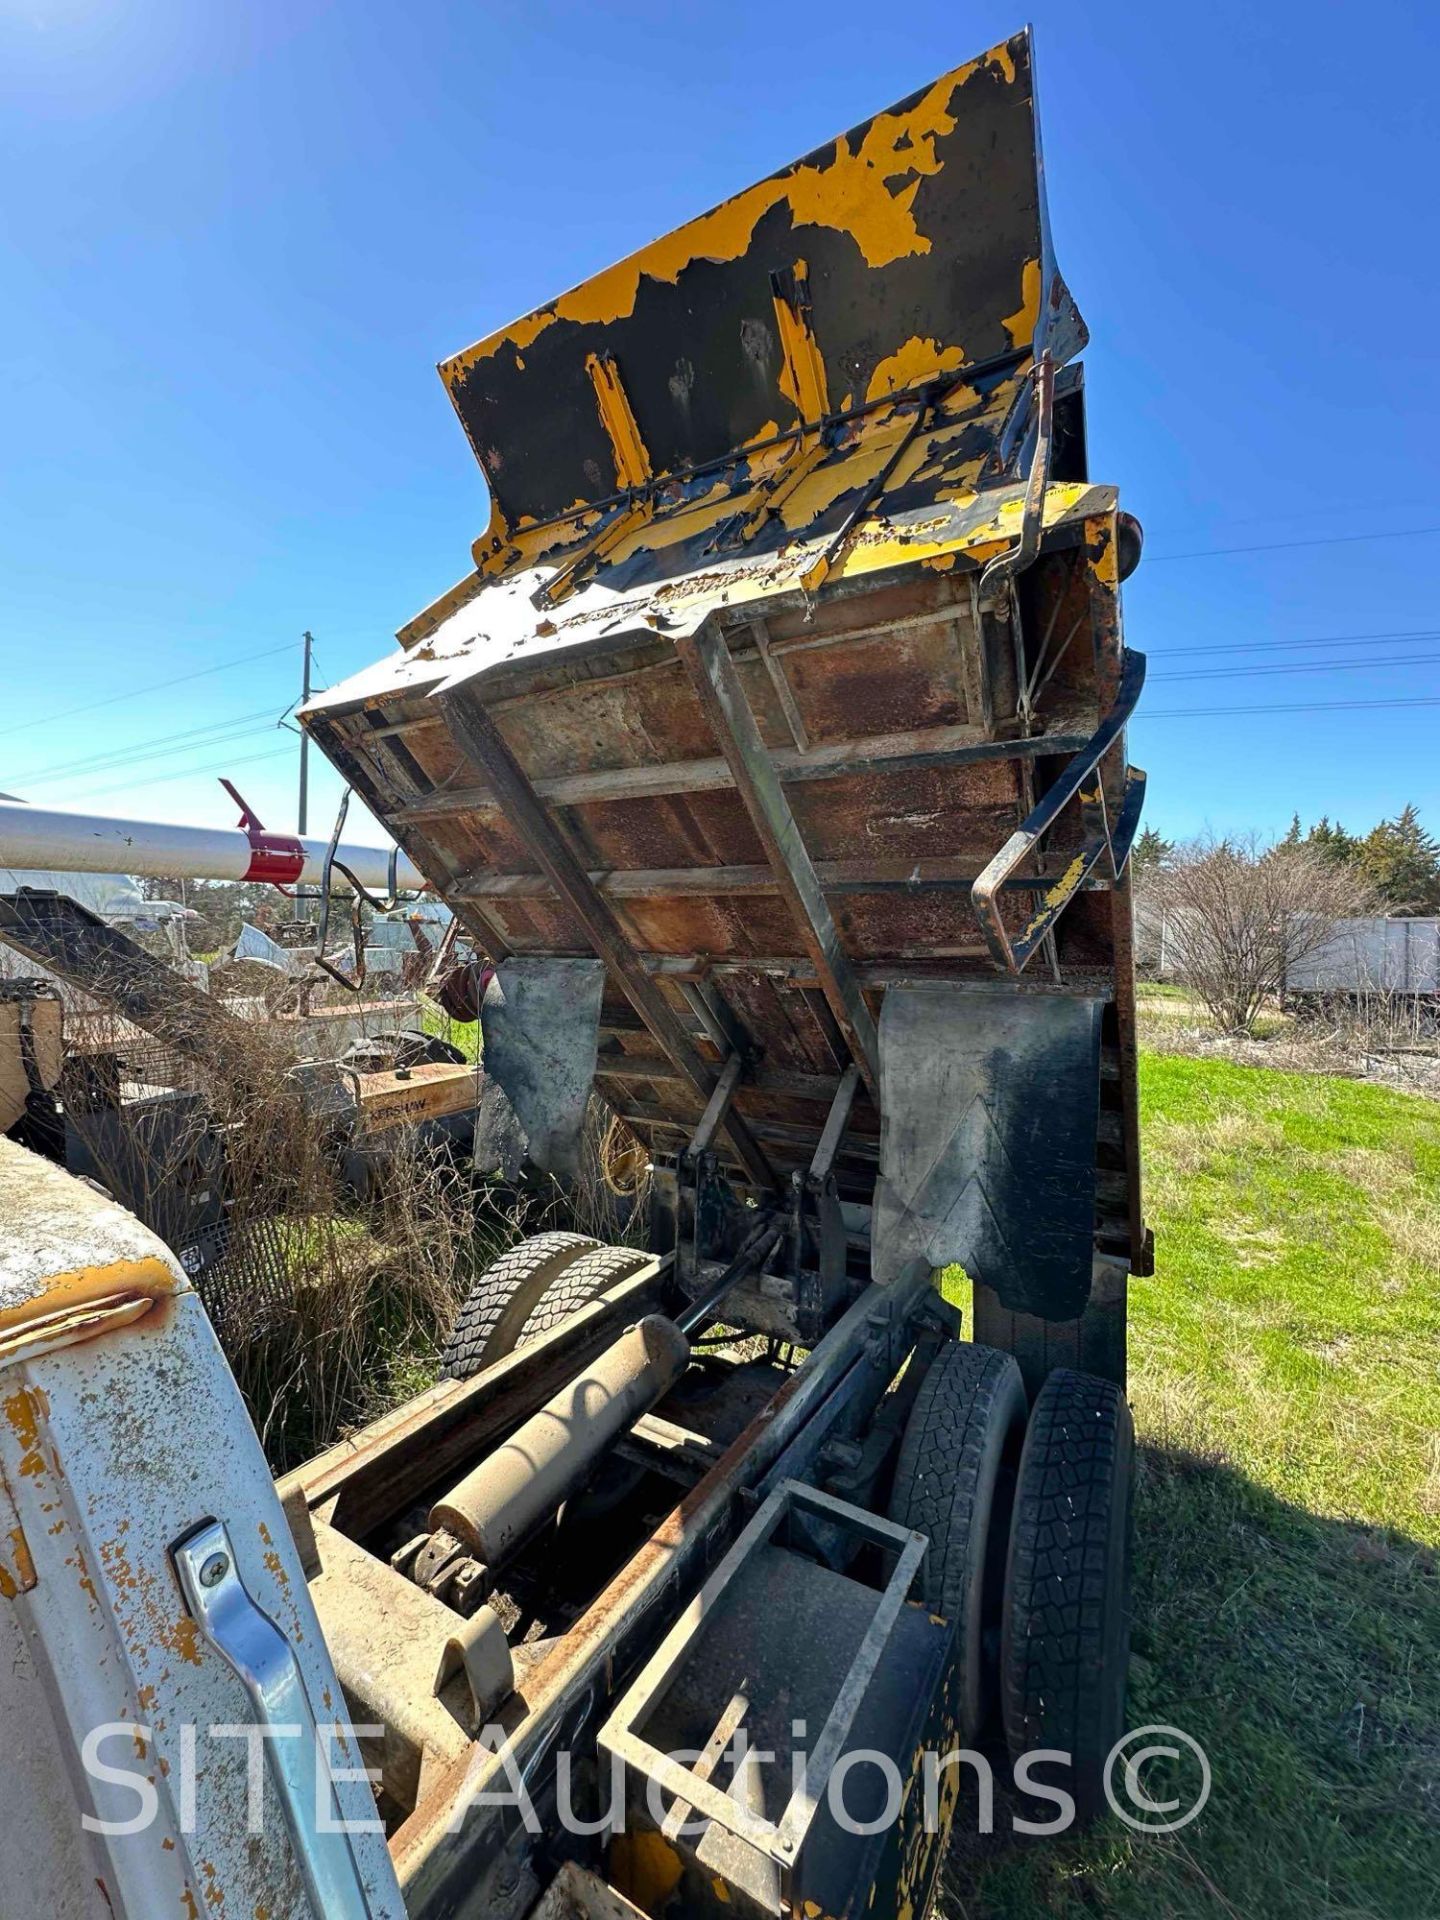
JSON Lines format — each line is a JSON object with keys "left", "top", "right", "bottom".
{"left": 25, "top": 915, "right": 663, "bottom": 1468}
{"left": 1155, "top": 834, "right": 1376, "bottom": 1034}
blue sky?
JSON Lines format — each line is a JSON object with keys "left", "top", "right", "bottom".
{"left": 2, "top": 0, "right": 1435, "bottom": 849}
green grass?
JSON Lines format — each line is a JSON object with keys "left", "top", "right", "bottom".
{"left": 420, "top": 995, "right": 480, "bottom": 1060}
{"left": 940, "top": 1052, "right": 1440, "bottom": 1920}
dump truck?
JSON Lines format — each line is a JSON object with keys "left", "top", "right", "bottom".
{"left": 0, "top": 29, "right": 1149, "bottom": 1920}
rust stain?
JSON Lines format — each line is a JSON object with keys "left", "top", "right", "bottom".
{"left": 0, "top": 1520, "right": 34, "bottom": 1597}
{"left": 0, "top": 1256, "right": 179, "bottom": 1338}
{"left": 99, "top": 1529, "right": 204, "bottom": 1666}
{"left": 169, "top": 1614, "right": 204, "bottom": 1668}
{"left": 4, "top": 1386, "right": 46, "bottom": 1483}
{"left": 66, "top": 1541, "right": 100, "bottom": 1610}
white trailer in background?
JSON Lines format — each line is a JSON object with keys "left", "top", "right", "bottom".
{"left": 1286, "top": 917, "right": 1440, "bottom": 998}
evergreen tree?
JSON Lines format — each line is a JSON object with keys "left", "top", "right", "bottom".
{"left": 1130, "top": 826, "right": 1174, "bottom": 876}
{"left": 1304, "top": 816, "right": 1360, "bottom": 866}
{"left": 1356, "top": 805, "right": 1440, "bottom": 915}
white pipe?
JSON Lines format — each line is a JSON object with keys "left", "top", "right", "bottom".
{"left": 0, "top": 799, "right": 428, "bottom": 893}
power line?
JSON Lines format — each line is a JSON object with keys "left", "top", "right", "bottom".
{"left": 1150, "top": 653, "right": 1440, "bottom": 683}
{"left": 1147, "top": 627, "right": 1440, "bottom": 658}
{"left": 14, "top": 710, "right": 278, "bottom": 786}
{"left": 1146, "top": 526, "right": 1440, "bottom": 563}
{"left": 53, "top": 745, "right": 297, "bottom": 808}
{"left": 11, "top": 708, "right": 282, "bottom": 788}
{"left": 1140, "top": 695, "right": 1440, "bottom": 721}
{"left": 0, "top": 641, "right": 294, "bottom": 741}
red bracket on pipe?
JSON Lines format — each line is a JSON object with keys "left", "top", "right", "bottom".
{"left": 220, "top": 778, "right": 306, "bottom": 888}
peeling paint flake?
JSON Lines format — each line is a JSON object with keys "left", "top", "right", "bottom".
{"left": 446, "top": 66, "right": 968, "bottom": 381}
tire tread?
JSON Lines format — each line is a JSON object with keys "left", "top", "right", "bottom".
{"left": 1000, "top": 1366, "right": 1133, "bottom": 1807}
{"left": 514, "top": 1243, "right": 652, "bottom": 1345}
{"left": 440, "top": 1231, "right": 598, "bottom": 1380}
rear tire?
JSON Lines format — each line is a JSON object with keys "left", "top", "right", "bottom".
{"left": 512, "top": 1242, "right": 652, "bottom": 1346}
{"left": 440, "top": 1231, "right": 597, "bottom": 1380}
{"left": 887, "top": 1341, "right": 1028, "bottom": 1744}
{"left": 1000, "top": 1367, "right": 1134, "bottom": 1823}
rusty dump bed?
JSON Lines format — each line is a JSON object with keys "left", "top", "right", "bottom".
{"left": 304, "top": 27, "right": 1149, "bottom": 1362}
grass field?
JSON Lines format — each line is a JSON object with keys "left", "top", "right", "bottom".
{"left": 940, "top": 1052, "right": 1440, "bottom": 1920}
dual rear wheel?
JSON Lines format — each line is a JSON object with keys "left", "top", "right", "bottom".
{"left": 443, "top": 1237, "right": 1133, "bottom": 1821}
{"left": 888, "top": 1345, "right": 1134, "bottom": 1821}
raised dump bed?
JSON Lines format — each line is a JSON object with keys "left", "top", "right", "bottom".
{"left": 304, "top": 27, "right": 1149, "bottom": 1386}
{"left": 0, "top": 34, "right": 1153, "bottom": 1920}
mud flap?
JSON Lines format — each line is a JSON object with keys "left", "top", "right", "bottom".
{"left": 474, "top": 958, "right": 605, "bottom": 1179}
{"left": 871, "top": 985, "right": 1103, "bottom": 1320}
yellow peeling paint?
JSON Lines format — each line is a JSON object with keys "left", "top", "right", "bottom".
{"left": 451, "top": 282, "right": 1027, "bottom": 589}
{"left": 987, "top": 39, "right": 1017, "bottom": 85}
{"left": 613, "top": 477, "right": 1095, "bottom": 630}
{"left": 1001, "top": 257, "right": 1041, "bottom": 351}
{"left": 1088, "top": 513, "right": 1120, "bottom": 588}
{"left": 865, "top": 336, "right": 967, "bottom": 402}
{"left": 443, "top": 65, "right": 977, "bottom": 382}
{"left": 1020, "top": 852, "right": 1089, "bottom": 941}
{"left": 585, "top": 352, "right": 652, "bottom": 489}
{"left": 604, "top": 472, "right": 751, "bottom": 566}
{"left": 772, "top": 268, "right": 830, "bottom": 423}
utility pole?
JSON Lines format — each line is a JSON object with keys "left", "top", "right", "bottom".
{"left": 298, "top": 630, "right": 313, "bottom": 836}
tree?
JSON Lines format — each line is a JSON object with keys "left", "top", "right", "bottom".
{"left": 1157, "top": 833, "right": 1376, "bottom": 1034}
{"left": 1355, "top": 805, "right": 1440, "bottom": 915}
{"left": 1130, "top": 826, "right": 1174, "bottom": 877}
{"left": 1303, "top": 816, "right": 1361, "bottom": 866}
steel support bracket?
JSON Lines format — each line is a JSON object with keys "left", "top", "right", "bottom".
{"left": 676, "top": 620, "right": 880, "bottom": 1100}
{"left": 971, "top": 649, "right": 1147, "bottom": 973}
